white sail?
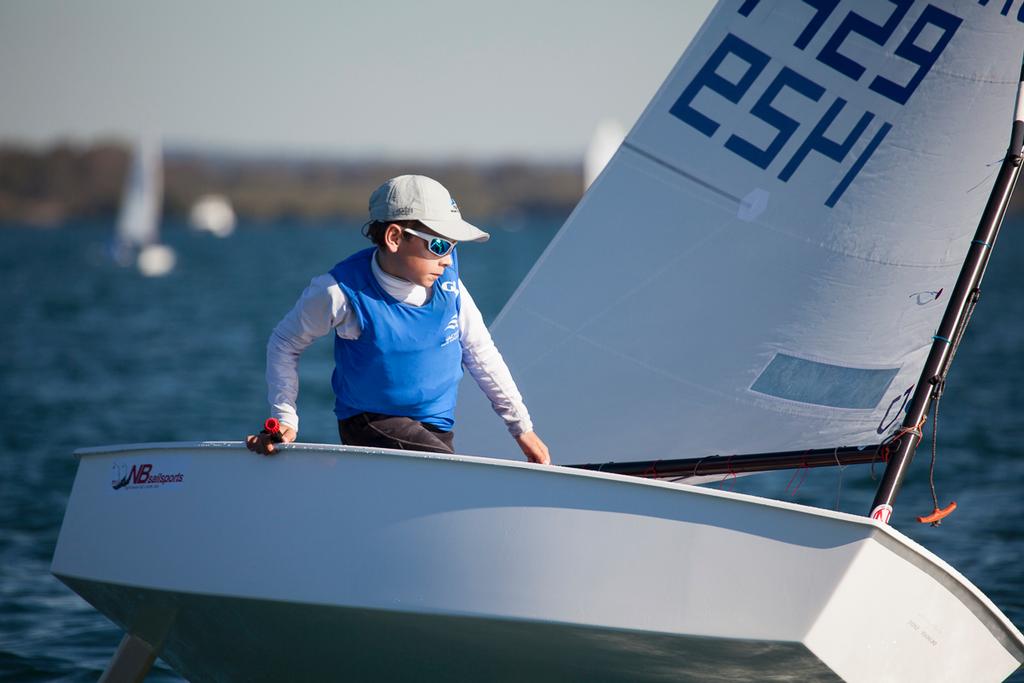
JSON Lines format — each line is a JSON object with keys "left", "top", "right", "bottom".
{"left": 583, "top": 119, "right": 625, "bottom": 190}
{"left": 115, "top": 139, "right": 163, "bottom": 250}
{"left": 189, "top": 193, "right": 236, "bottom": 238}
{"left": 458, "top": 1, "right": 1024, "bottom": 463}
{"left": 114, "top": 138, "right": 175, "bottom": 277}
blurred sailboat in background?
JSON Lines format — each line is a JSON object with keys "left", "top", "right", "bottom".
{"left": 582, "top": 119, "right": 625, "bottom": 191}
{"left": 113, "top": 138, "right": 175, "bottom": 277}
{"left": 189, "top": 194, "right": 236, "bottom": 238}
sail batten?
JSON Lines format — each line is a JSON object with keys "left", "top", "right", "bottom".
{"left": 620, "top": 141, "right": 745, "bottom": 203}
{"left": 457, "top": 0, "right": 1024, "bottom": 464}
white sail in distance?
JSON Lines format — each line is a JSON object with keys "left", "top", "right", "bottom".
{"left": 115, "top": 139, "right": 163, "bottom": 250}
{"left": 114, "top": 138, "right": 175, "bottom": 277}
{"left": 458, "top": 0, "right": 1024, "bottom": 463}
{"left": 583, "top": 119, "right": 626, "bottom": 191}
{"left": 190, "top": 194, "right": 236, "bottom": 238}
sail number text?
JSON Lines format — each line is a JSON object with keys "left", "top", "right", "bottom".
{"left": 669, "top": 0, "right": 963, "bottom": 207}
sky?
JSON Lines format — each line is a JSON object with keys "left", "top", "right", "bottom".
{"left": 0, "top": 0, "right": 715, "bottom": 160}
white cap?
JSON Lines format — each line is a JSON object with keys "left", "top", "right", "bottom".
{"left": 368, "top": 175, "right": 490, "bottom": 243}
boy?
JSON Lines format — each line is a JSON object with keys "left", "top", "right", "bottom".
{"left": 246, "top": 175, "right": 550, "bottom": 464}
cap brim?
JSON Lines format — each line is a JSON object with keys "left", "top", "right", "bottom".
{"left": 419, "top": 218, "right": 490, "bottom": 243}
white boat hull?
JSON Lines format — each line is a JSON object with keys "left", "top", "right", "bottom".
{"left": 52, "top": 443, "right": 1024, "bottom": 682}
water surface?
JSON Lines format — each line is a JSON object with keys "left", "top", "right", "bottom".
{"left": 1, "top": 215, "right": 1021, "bottom": 680}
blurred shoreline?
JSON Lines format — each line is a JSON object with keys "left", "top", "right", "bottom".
{"left": 0, "top": 141, "right": 582, "bottom": 228}
{"left": 6, "top": 140, "right": 1023, "bottom": 230}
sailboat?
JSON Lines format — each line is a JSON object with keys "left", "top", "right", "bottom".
{"left": 583, "top": 119, "right": 626, "bottom": 191}
{"left": 189, "top": 193, "right": 236, "bottom": 238}
{"left": 53, "top": 2, "right": 1024, "bottom": 681}
{"left": 113, "top": 138, "right": 176, "bottom": 277}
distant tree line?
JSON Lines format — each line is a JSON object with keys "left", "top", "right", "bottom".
{"left": 5, "top": 141, "right": 1023, "bottom": 229}
{"left": 0, "top": 141, "right": 584, "bottom": 227}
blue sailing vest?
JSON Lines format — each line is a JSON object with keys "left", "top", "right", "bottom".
{"left": 329, "top": 248, "right": 463, "bottom": 430}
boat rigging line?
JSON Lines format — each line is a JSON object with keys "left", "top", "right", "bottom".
{"left": 915, "top": 286, "right": 980, "bottom": 526}
{"left": 571, "top": 444, "right": 885, "bottom": 480}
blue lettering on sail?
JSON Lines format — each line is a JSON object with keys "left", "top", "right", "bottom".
{"left": 817, "top": 1, "right": 913, "bottom": 83}
{"left": 779, "top": 97, "right": 873, "bottom": 182}
{"left": 669, "top": 34, "right": 769, "bottom": 138}
{"left": 667, "top": 1, "right": 963, "bottom": 207}
{"left": 976, "top": 0, "right": 1024, "bottom": 22}
{"left": 737, "top": 0, "right": 761, "bottom": 17}
{"left": 725, "top": 67, "right": 825, "bottom": 169}
{"left": 877, "top": 384, "right": 914, "bottom": 434}
{"left": 825, "top": 122, "right": 892, "bottom": 207}
{"left": 793, "top": 0, "right": 841, "bottom": 50}
{"left": 869, "top": 5, "right": 962, "bottom": 105}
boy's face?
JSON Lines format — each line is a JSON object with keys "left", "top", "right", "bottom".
{"left": 379, "top": 222, "right": 454, "bottom": 287}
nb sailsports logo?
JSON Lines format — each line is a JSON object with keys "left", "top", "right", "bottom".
{"left": 111, "top": 460, "right": 186, "bottom": 491}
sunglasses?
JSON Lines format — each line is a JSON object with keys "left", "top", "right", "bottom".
{"left": 403, "top": 228, "right": 456, "bottom": 257}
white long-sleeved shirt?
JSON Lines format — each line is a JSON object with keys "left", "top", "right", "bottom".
{"left": 267, "top": 251, "right": 533, "bottom": 437}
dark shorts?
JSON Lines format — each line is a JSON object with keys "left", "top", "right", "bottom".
{"left": 338, "top": 413, "right": 455, "bottom": 455}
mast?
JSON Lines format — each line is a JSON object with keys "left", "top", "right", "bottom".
{"left": 868, "top": 59, "right": 1024, "bottom": 525}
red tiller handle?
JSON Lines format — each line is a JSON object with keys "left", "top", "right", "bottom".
{"left": 262, "top": 417, "right": 284, "bottom": 443}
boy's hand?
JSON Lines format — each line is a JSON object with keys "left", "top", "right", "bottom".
{"left": 246, "top": 425, "right": 297, "bottom": 456}
{"left": 515, "top": 431, "right": 551, "bottom": 465}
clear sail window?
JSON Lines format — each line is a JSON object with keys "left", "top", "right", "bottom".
{"left": 751, "top": 353, "right": 898, "bottom": 410}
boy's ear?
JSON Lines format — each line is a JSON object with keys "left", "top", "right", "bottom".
{"left": 383, "top": 223, "right": 404, "bottom": 253}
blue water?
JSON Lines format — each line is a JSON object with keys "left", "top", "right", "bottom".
{"left": 1, "top": 215, "right": 1022, "bottom": 681}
